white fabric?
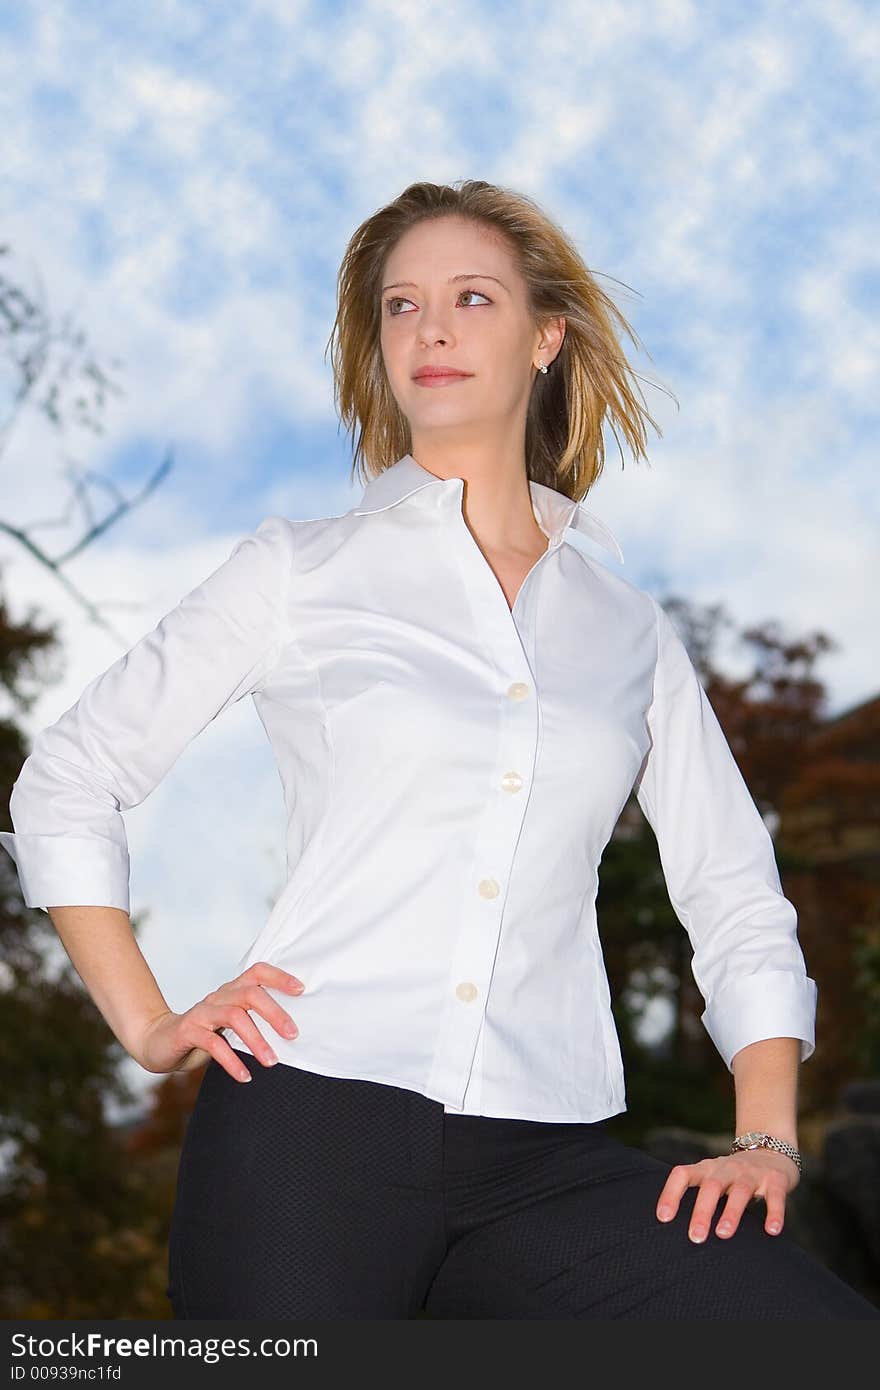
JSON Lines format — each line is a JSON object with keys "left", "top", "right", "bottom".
{"left": 0, "top": 453, "right": 817, "bottom": 1121}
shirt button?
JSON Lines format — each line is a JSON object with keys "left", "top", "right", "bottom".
{"left": 456, "top": 982, "right": 479, "bottom": 1002}
{"left": 507, "top": 681, "right": 530, "bottom": 700}
{"left": 500, "top": 771, "right": 523, "bottom": 793}
{"left": 478, "top": 878, "right": 500, "bottom": 899}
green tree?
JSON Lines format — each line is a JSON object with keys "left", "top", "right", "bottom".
{"left": 0, "top": 585, "right": 173, "bottom": 1316}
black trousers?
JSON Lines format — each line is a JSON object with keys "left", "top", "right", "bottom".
{"left": 166, "top": 1048, "right": 879, "bottom": 1319}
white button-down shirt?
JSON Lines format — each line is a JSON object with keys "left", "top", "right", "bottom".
{"left": 0, "top": 453, "right": 817, "bottom": 1122}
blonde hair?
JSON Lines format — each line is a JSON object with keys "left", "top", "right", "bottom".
{"left": 326, "top": 178, "right": 674, "bottom": 500}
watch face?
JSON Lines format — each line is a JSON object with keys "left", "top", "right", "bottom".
{"left": 740, "top": 1132, "right": 764, "bottom": 1146}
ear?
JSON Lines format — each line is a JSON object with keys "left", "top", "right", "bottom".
{"left": 536, "top": 314, "right": 566, "bottom": 366}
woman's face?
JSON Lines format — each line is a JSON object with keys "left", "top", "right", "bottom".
{"left": 379, "top": 215, "right": 563, "bottom": 451}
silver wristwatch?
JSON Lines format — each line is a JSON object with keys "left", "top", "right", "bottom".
{"left": 730, "top": 1130, "right": 802, "bottom": 1175}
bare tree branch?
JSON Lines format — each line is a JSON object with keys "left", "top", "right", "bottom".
{"left": 0, "top": 243, "right": 174, "bottom": 644}
{"left": 0, "top": 448, "right": 175, "bottom": 646}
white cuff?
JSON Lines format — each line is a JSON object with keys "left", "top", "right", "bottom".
{"left": 700, "top": 969, "right": 818, "bottom": 1072}
{"left": 0, "top": 831, "right": 130, "bottom": 914}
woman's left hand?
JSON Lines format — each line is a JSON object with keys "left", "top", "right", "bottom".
{"left": 655, "top": 1148, "right": 800, "bottom": 1243}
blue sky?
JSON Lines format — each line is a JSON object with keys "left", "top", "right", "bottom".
{"left": 1, "top": 0, "right": 877, "bottom": 1104}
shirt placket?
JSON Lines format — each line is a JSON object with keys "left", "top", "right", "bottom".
{"left": 425, "top": 482, "right": 560, "bottom": 1109}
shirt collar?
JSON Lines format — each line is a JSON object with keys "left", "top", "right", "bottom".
{"left": 351, "top": 454, "right": 624, "bottom": 564}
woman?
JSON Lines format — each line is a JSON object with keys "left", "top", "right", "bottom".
{"left": 2, "top": 180, "right": 877, "bottom": 1320}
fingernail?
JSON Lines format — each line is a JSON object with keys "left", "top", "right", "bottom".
{"left": 265, "top": 1050, "right": 278, "bottom": 1065}
{"left": 690, "top": 1228, "right": 706, "bottom": 1242}
{"left": 768, "top": 1222, "right": 781, "bottom": 1234}
{"left": 657, "top": 1207, "right": 672, "bottom": 1221}
{"left": 717, "top": 1223, "right": 732, "bottom": 1236}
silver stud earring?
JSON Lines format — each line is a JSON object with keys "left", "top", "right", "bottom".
{"left": 537, "top": 361, "right": 548, "bottom": 374}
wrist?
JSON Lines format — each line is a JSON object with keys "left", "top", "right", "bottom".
{"left": 126, "top": 1006, "right": 175, "bottom": 1066}
{"left": 735, "top": 1119, "right": 798, "bottom": 1148}
{"left": 730, "top": 1130, "right": 803, "bottom": 1176}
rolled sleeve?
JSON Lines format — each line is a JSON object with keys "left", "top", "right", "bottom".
{"left": 701, "top": 967, "right": 817, "bottom": 1073}
{"left": 0, "top": 514, "right": 293, "bottom": 914}
{"left": 633, "top": 596, "right": 817, "bottom": 1072}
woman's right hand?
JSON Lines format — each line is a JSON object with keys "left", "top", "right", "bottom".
{"left": 135, "top": 962, "right": 305, "bottom": 1081}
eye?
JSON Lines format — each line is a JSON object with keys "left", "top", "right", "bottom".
{"left": 383, "top": 288, "right": 493, "bottom": 315}
{"left": 458, "top": 288, "right": 492, "bottom": 307}
{"left": 384, "top": 296, "right": 416, "bottom": 315}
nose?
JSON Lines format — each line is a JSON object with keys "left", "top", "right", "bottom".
{"left": 417, "top": 301, "right": 456, "bottom": 349}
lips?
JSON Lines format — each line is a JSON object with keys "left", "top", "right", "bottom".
{"left": 412, "top": 367, "right": 472, "bottom": 380}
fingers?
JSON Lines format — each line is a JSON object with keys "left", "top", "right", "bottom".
{"left": 655, "top": 1163, "right": 698, "bottom": 1225}
{"left": 185, "top": 1021, "right": 258, "bottom": 1083}
{"left": 712, "top": 1176, "right": 787, "bottom": 1239}
{"left": 681, "top": 1170, "right": 726, "bottom": 1244}
{"left": 710, "top": 1180, "right": 755, "bottom": 1239}
{"left": 761, "top": 1183, "right": 787, "bottom": 1236}
{"left": 198, "top": 962, "right": 306, "bottom": 1082}
{"left": 219, "top": 1003, "right": 284, "bottom": 1072}
{"left": 239, "top": 968, "right": 303, "bottom": 1042}
{"left": 656, "top": 1159, "right": 790, "bottom": 1243}
{"left": 248, "top": 961, "right": 305, "bottom": 1002}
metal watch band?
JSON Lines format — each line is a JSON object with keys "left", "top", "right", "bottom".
{"left": 729, "top": 1131, "right": 802, "bottom": 1175}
